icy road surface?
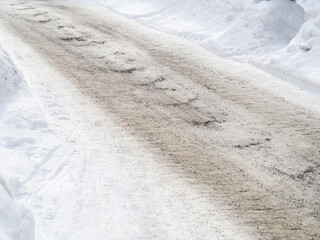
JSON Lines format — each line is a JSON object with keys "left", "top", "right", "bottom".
{"left": 0, "top": 0, "right": 320, "bottom": 239}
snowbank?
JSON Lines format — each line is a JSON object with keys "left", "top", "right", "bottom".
{"left": 256, "top": 0, "right": 320, "bottom": 91}
{"left": 0, "top": 42, "right": 83, "bottom": 239}
{"left": 205, "top": 0, "right": 304, "bottom": 56}
{"left": 0, "top": 49, "right": 34, "bottom": 240}
{"left": 0, "top": 31, "right": 89, "bottom": 239}
{"left": 94, "top": 0, "right": 320, "bottom": 92}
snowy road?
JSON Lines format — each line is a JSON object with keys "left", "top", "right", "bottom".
{"left": 0, "top": 0, "right": 320, "bottom": 239}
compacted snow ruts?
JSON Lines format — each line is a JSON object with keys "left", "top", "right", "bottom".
{"left": 0, "top": 8, "right": 252, "bottom": 240}
{"left": 0, "top": 0, "right": 320, "bottom": 239}
{"left": 0, "top": 20, "right": 250, "bottom": 240}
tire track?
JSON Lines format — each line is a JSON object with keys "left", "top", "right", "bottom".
{"left": 0, "top": 1, "right": 319, "bottom": 239}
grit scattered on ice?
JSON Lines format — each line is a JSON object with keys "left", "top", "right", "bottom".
{"left": 95, "top": 0, "right": 320, "bottom": 93}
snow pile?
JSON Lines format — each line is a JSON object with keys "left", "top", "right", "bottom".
{"left": 95, "top": 0, "right": 320, "bottom": 92}
{"left": 257, "top": 0, "right": 320, "bottom": 90}
{"left": 205, "top": 0, "right": 304, "bottom": 56}
{"left": 0, "top": 50, "right": 34, "bottom": 240}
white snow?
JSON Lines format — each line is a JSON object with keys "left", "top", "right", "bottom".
{"left": 0, "top": 181, "right": 33, "bottom": 240}
{"left": 92, "top": 0, "right": 320, "bottom": 93}
{"left": 0, "top": 49, "right": 34, "bottom": 240}
{"left": 0, "top": 32, "right": 86, "bottom": 240}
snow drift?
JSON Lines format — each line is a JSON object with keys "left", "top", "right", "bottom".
{"left": 95, "top": 0, "right": 320, "bottom": 92}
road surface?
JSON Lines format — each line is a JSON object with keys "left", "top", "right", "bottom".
{"left": 0, "top": 0, "right": 319, "bottom": 239}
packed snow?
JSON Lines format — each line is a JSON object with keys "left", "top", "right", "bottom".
{"left": 1, "top": 0, "right": 319, "bottom": 239}
{"left": 0, "top": 22, "right": 250, "bottom": 239}
{"left": 94, "top": 0, "right": 320, "bottom": 93}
